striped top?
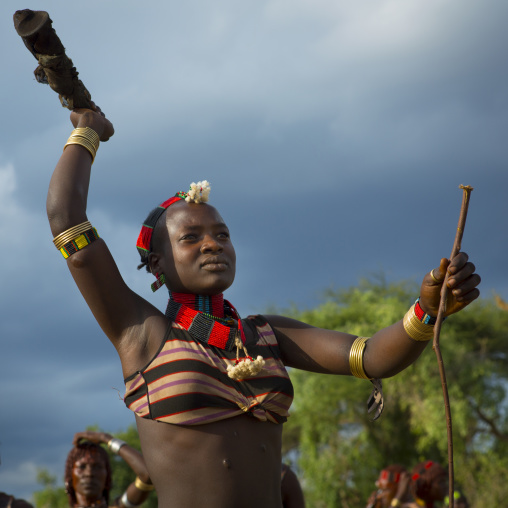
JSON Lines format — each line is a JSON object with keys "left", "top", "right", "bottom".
{"left": 123, "top": 315, "right": 294, "bottom": 425}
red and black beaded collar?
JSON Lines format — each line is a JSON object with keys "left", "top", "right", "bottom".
{"left": 165, "top": 293, "right": 245, "bottom": 351}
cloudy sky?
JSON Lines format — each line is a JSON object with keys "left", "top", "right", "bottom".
{"left": 1, "top": 0, "right": 507, "bottom": 501}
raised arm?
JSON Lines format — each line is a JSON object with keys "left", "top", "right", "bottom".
{"left": 267, "top": 252, "right": 480, "bottom": 378}
{"left": 73, "top": 431, "right": 154, "bottom": 507}
{"left": 46, "top": 107, "right": 161, "bottom": 356}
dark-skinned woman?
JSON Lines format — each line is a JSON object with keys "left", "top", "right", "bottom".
{"left": 46, "top": 105, "right": 481, "bottom": 508}
{"left": 66, "top": 431, "right": 153, "bottom": 508}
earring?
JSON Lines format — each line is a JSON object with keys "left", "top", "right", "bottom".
{"left": 151, "top": 272, "right": 166, "bottom": 292}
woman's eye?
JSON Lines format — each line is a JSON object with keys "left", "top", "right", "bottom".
{"left": 218, "top": 232, "right": 230, "bottom": 239}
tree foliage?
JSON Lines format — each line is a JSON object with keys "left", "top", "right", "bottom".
{"left": 33, "top": 425, "right": 157, "bottom": 508}
{"left": 281, "top": 276, "right": 508, "bottom": 508}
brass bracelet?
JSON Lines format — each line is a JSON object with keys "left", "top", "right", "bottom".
{"left": 390, "top": 499, "right": 401, "bottom": 507}
{"left": 349, "top": 336, "right": 371, "bottom": 380}
{"left": 53, "top": 221, "right": 92, "bottom": 250}
{"left": 63, "top": 127, "right": 100, "bottom": 163}
{"left": 403, "top": 304, "right": 434, "bottom": 341}
{"left": 135, "top": 476, "right": 155, "bottom": 491}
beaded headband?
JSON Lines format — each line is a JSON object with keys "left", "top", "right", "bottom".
{"left": 378, "top": 469, "right": 402, "bottom": 486}
{"left": 411, "top": 460, "right": 434, "bottom": 481}
{"left": 136, "top": 181, "right": 211, "bottom": 266}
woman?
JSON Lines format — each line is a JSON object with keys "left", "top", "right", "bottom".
{"left": 66, "top": 431, "right": 154, "bottom": 508}
{"left": 46, "top": 105, "right": 481, "bottom": 508}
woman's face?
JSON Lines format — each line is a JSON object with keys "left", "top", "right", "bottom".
{"left": 151, "top": 202, "right": 236, "bottom": 295}
{"left": 72, "top": 455, "right": 107, "bottom": 502}
{"left": 376, "top": 485, "right": 397, "bottom": 508}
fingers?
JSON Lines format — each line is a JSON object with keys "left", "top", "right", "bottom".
{"left": 427, "top": 258, "right": 449, "bottom": 285}
{"left": 447, "top": 253, "right": 480, "bottom": 297}
{"left": 69, "top": 107, "right": 114, "bottom": 141}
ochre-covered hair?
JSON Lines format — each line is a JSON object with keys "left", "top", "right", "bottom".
{"left": 376, "top": 463, "right": 406, "bottom": 490}
{"left": 410, "top": 460, "right": 446, "bottom": 501}
{"left": 64, "top": 441, "right": 112, "bottom": 506}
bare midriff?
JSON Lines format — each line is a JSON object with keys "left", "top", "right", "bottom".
{"left": 136, "top": 413, "right": 284, "bottom": 508}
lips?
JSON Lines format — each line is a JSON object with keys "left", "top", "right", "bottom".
{"left": 201, "top": 256, "right": 229, "bottom": 271}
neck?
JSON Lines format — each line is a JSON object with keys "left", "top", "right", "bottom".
{"left": 170, "top": 292, "right": 225, "bottom": 318}
{"left": 74, "top": 499, "right": 106, "bottom": 508}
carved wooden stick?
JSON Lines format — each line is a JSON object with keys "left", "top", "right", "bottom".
{"left": 13, "top": 9, "right": 94, "bottom": 110}
{"left": 432, "top": 184, "right": 473, "bottom": 508}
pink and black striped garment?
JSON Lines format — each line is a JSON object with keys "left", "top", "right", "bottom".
{"left": 123, "top": 315, "right": 294, "bottom": 425}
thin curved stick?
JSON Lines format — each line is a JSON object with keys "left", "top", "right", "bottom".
{"left": 432, "top": 185, "right": 473, "bottom": 508}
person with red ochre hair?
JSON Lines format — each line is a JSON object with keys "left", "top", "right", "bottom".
{"left": 65, "top": 431, "right": 153, "bottom": 508}
{"left": 366, "top": 465, "right": 416, "bottom": 508}
{"left": 408, "top": 461, "right": 448, "bottom": 508}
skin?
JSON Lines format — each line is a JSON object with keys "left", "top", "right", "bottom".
{"left": 281, "top": 464, "right": 306, "bottom": 508}
{"left": 72, "top": 456, "right": 107, "bottom": 506}
{"left": 71, "top": 431, "right": 153, "bottom": 507}
{"left": 46, "top": 107, "right": 481, "bottom": 508}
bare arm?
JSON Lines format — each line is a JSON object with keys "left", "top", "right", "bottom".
{"left": 281, "top": 464, "right": 306, "bottom": 508}
{"left": 267, "top": 253, "right": 480, "bottom": 378}
{"left": 73, "top": 431, "right": 153, "bottom": 507}
{"left": 46, "top": 107, "right": 162, "bottom": 356}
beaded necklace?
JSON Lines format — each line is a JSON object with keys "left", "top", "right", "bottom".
{"left": 165, "top": 292, "right": 243, "bottom": 350}
{"left": 165, "top": 292, "right": 265, "bottom": 380}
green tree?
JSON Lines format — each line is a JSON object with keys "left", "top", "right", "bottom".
{"left": 32, "top": 469, "right": 67, "bottom": 508}
{"left": 281, "top": 276, "right": 508, "bottom": 507}
{"left": 33, "top": 425, "right": 157, "bottom": 508}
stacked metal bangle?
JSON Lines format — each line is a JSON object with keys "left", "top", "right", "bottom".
{"left": 403, "top": 303, "right": 435, "bottom": 341}
{"left": 53, "top": 221, "right": 92, "bottom": 249}
{"left": 349, "top": 336, "right": 371, "bottom": 379}
{"left": 53, "top": 221, "right": 99, "bottom": 259}
{"left": 63, "top": 127, "right": 100, "bottom": 163}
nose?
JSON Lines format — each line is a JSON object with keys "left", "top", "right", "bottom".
{"left": 200, "top": 234, "right": 223, "bottom": 253}
{"left": 80, "top": 464, "right": 93, "bottom": 477}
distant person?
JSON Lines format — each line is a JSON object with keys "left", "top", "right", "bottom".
{"left": 409, "top": 461, "right": 447, "bottom": 508}
{"left": 366, "top": 465, "right": 414, "bottom": 508}
{"left": 281, "top": 463, "right": 305, "bottom": 508}
{"left": 0, "top": 454, "right": 34, "bottom": 508}
{"left": 66, "top": 431, "right": 153, "bottom": 508}
{"left": 0, "top": 492, "right": 33, "bottom": 508}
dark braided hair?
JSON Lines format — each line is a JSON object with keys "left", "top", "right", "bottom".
{"left": 64, "top": 441, "right": 112, "bottom": 506}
